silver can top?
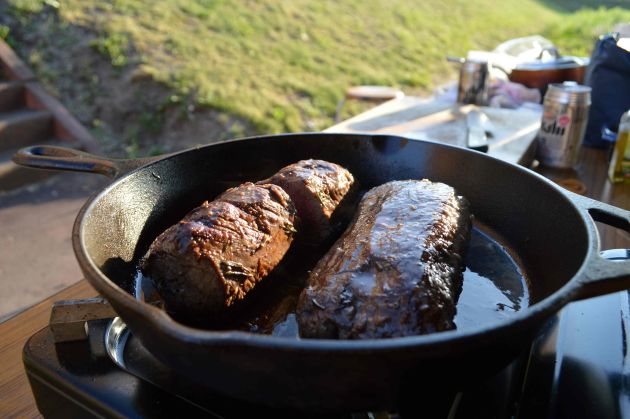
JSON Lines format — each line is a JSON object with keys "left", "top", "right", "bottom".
{"left": 545, "top": 81, "right": 591, "bottom": 106}
{"left": 462, "top": 59, "right": 488, "bottom": 71}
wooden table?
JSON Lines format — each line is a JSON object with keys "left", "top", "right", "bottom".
{"left": 1, "top": 99, "right": 628, "bottom": 417}
{"left": 0, "top": 280, "right": 96, "bottom": 417}
{"left": 535, "top": 147, "right": 630, "bottom": 249}
{"left": 325, "top": 96, "right": 544, "bottom": 166}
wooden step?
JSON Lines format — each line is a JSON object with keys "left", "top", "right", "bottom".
{"left": 0, "top": 81, "right": 25, "bottom": 111}
{"left": 0, "top": 109, "right": 53, "bottom": 153}
{"left": 0, "top": 139, "right": 65, "bottom": 192}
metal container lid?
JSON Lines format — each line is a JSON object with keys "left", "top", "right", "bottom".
{"left": 514, "top": 56, "right": 589, "bottom": 71}
{"left": 545, "top": 82, "right": 591, "bottom": 105}
{"left": 462, "top": 59, "right": 488, "bottom": 71}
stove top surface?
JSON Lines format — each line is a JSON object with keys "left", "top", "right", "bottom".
{"left": 23, "top": 290, "right": 630, "bottom": 418}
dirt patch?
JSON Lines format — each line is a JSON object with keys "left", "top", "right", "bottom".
{"left": 0, "top": 5, "right": 257, "bottom": 158}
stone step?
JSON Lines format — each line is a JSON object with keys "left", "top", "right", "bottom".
{"left": 0, "top": 81, "right": 25, "bottom": 111}
{"left": 0, "top": 109, "right": 53, "bottom": 153}
{"left": 0, "top": 139, "right": 64, "bottom": 192}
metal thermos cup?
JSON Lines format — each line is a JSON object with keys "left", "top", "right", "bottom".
{"left": 536, "top": 82, "right": 591, "bottom": 168}
{"left": 457, "top": 59, "right": 489, "bottom": 106}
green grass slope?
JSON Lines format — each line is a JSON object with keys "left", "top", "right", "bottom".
{"left": 3, "top": 0, "right": 630, "bottom": 136}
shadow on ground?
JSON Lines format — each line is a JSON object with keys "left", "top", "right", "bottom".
{"left": 0, "top": 173, "right": 108, "bottom": 321}
{"left": 0, "top": 171, "right": 108, "bottom": 210}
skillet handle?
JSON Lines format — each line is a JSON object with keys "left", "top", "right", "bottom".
{"left": 12, "top": 145, "right": 159, "bottom": 178}
{"left": 567, "top": 192, "right": 630, "bottom": 300}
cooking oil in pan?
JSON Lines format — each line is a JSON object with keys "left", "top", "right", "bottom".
{"left": 455, "top": 226, "right": 529, "bottom": 330}
{"left": 133, "top": 224, "right": 529, "bottom": 336}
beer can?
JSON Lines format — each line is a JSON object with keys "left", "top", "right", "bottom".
{"left": 536, "top": 82, "right": 591, "bottom": 168}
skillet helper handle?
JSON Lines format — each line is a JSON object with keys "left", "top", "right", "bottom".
{"left": 569, "top": 192, "right": 630, "bottom": 300}
{"left": 12, "top": 145, "right": 159, "bottom": 178}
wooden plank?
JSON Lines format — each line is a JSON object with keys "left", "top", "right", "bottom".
{"left": 325, "top": 96, "right": 453, "bottom": 134}
{"left": 0, "top": 39, "right": 100, "bottom": 153}
{"left": 0, "top": 280, "right": 97, "bottom": 418}
{"left": 0, "top": 39, "right": 35, "bottom": 81}
{"left": 325, "top": 96, "right": 542, "bottom": 166}
{"left": 24, "top": 82, "right": 101, "bottom": 153}
{"left": 0, "top": 109, "right": 53, "bottom": 152}
{"left": 0, "top": 80, "right": 25, "bottom": 111}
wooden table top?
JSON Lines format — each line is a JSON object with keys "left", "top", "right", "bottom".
{"left": 0, "top": 280, "right": 96, "bottom": 418}
{"left": 1, "top": 99, "right": 628, "bottom": 417}
{"left": 536, "top": 147, "right": 630, "bottom": 249}
{"left": 326, "top": 96, "right": 544, "bottom": 166}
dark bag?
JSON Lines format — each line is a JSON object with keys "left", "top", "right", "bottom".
{"left": 583, "top": 33, "right": 630, "bottom": 148}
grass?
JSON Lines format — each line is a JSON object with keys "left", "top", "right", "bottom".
{"left": 545, "top": 7, "right": 630, "bottom": 56}
{"left": 4, "top": 0, "right": 630, "bottom": 136}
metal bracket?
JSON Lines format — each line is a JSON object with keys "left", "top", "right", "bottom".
{"left": 49, "top": 297, "right": 116, "bottom": 343}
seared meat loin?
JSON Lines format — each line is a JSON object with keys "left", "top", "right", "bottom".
{"left": 141, "top": 159, "right": 355, "bottom": 320}
{"left": 259, "top": 159, "right": 354, "bottom": 243}
{"left": 297, "top": 179, "right": 472, "bottom": 339}
{"left": 141, "top": 182, "right": 297, "bottom": 318}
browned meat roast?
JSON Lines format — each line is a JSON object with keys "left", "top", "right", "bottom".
{"left": 141, "top": 159, "right": 355, "bottom": 320}
{"left": 259, "top": 159, "right": 354, "bottom": 242}
{"left": 141, "top": 182, "right": 297, "bottom": 318}
{"left": 297, "top": 180, "right": 472, "bottom": 339}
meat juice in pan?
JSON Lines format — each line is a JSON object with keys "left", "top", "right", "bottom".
{"left": 134, "top": 221, "right": 529, "bottom": 336}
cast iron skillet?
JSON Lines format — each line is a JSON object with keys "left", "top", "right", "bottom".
{"left": 13, "top": 133, "right": 630, "bottom": 412}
